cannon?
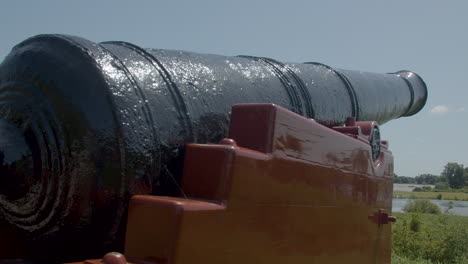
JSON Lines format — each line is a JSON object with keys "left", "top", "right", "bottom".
{"left": 0, "top": 35, "right": 426, "bottom": 263}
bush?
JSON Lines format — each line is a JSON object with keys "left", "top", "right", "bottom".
{"left": 413, "top": 186, "right": 433, "bottom": 192}
{"left": 392, "top": 213, "right": 468, "bottom": 264}
{"left": 435, "top": 182, "right": 449, "bottom": 190}
{"left": 436, "top": 194, "right": 442, "bottom": 200}
{"left": 403, "top": 200, "right": 441, "bottom": 214}
{"left": 392, "top": 253, "right": 436, "bottom": 264}
{"left": 422, "top": 186, "right": 432, "bottom": 191}
{"left": 409, "top": 213, "right": 422, "bottom": 232}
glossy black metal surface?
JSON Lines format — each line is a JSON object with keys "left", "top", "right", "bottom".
{"left": 0, "top": 34, "right": 427, "bottom": 261}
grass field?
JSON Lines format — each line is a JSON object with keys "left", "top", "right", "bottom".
{"left": 392, "top": 212, "right": 468, "bottom": 264}
{"left": 393, "top": 190, "right": 468, "bottom": 201}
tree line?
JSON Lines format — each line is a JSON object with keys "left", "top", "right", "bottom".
{"left": 394, "top": 162, "right": 468, "bottom": 189}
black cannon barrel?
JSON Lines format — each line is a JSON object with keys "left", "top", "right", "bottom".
{"left": 0, "top": 34, "right": 426, "bottom": 260}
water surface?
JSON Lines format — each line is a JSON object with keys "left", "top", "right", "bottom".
{"left": 392, "top": 198, "right": 468, "bottom": 216}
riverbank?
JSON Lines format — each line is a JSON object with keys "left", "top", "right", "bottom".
{"left": 392, "top": 198, "right": 468, "bottom": 216}
{"left": 392, "top": 212, "right": 467, "bottom": 264}
{"left": 394, "top": 184, "right": 435, "bottom": 192}
{"left": 393, "top": 190, "right": 468, "bottom": 201}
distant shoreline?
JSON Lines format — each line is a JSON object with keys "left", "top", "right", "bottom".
{"left": 392, "top": 190, "right": 468, "bottom": 201}
{"left": 394, "top": 183, "right": 435, "bottom": 192}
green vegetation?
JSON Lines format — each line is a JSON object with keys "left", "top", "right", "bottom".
{"left": 434, "top": 182, "right": 449, "bottom": 190}
{"left": 403, "top": 200, "right": 441, "bottom": 214}
{"left": 394, "top": 175, "right": 418, "bottom": 184}
{"left": 392, "top": 253, "right": 439, "bottom": 264}
{"left": 413, "top": 186, "right": 433, "bottom": 192}
{"left": 394, "top": 162, "right": 468, "bottom": 190}
{"left": 393, "top": 190, "right": 468, "bottom": 201}
{"left": 392, "top": 212, "right": 468, "bottom": 264}
{"left": 415, "top": 174, "right": 440, "bottom": 185}
{"left": 441, "top": 163, "right": 465, "bottom": 189}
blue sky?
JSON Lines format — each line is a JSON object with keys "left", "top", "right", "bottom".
{"left": 0, "top": 0, "right": 466, "bottom": 177}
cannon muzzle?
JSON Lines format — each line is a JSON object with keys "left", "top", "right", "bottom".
{"left": 0, "top": 34, "right": 426, "bottom": 260}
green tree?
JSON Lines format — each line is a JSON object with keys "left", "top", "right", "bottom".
{"left": 394, "top": 175, "right": 416, "bottom": 184}
{"left": 464, "top": 167, "right": 468, "bottom": 186}
{"left": 415, "top": 174, "right": 440, "bottom": 184}
{"left": 441, "top": 163, "right": 464, "bottom": 189}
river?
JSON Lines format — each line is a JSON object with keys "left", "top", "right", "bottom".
{"left": 392, "top": 198, "right": 468, "bottom": 216}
